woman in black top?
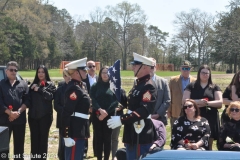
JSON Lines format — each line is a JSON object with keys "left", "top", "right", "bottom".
{"left": 54, "top": 68, "right": 71, "bottom": 160}
{"left": 222, "top": 74, "right": 236, "bottom": 125}
{"left": 90, "top": 66, "right": 124, "bottom": 160}
{"left": 182, "top": 65, "right": 222, "bottom": 150}
{"left": 231, "top": 71, "right": 240, "bottom": 102}
{"left": 28, "top": 65, "right": 56, "bottom": 159}
{"left": 218, "top": 101, "right": 240, "bottom": 151}
{"left": 171, "top": 99, "right": 210, "bottom": 150}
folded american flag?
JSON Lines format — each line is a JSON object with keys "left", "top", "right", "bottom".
{"left": 108, "top": 59, "right": 121, "bottom": 102}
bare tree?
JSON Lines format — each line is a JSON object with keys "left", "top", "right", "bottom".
{"left": 174, "top": 9, "right": 214, "bottom": 67}
{"left": 105, "top": 1, "right": 147, "bottom": 70}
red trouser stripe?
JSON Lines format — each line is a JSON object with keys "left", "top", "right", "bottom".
{"left": 71, "top": 138, "right": 77, "bottom": 160}
{"left": 137, "top": 144, "right": 140, "bottom": 157}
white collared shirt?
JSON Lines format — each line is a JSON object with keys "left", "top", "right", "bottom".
{"left": 88, "top": 74, "right": 97, "bottom": 87}
{"left": 152, "top": 74, "right": 156, "bottom": 82}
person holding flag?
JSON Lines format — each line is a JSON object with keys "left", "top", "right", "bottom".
{"left": 107, "top": 52, "right": 157, "bottom": 160}
{"left": 108, "top": 60, "right": 128, "bottom": 160}
{"left": 90, "top": 63, "right": 127, "bottom": 160}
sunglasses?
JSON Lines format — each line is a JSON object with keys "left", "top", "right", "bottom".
{"left": 8, "top": 68, "right": 18, "bottom": 72}
{"left": 88, "top": 65, "right": 95, "bottom": 69}
{"left": 182, "top": 67, "right": 190, "bottom": 71}
{"left": 183, "top": 104, "right": 194, "bottom": 109}
{"left": 230, "top": 108, "right": 240, "bottom": 113}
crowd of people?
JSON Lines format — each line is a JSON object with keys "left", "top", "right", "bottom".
{"left": 0, "top": 53, "right": 239, "bottom": 160}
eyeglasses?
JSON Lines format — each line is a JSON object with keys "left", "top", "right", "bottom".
{"left": 200, "top": 72, "right": 210, "bottom": 75}
{"left": 88, "top": 65, "right": 95, "bottom": 69}
{"left": 182, "top": 67, "right": 190, "bottom": 71}
{"left": 183, "top": 104, "right": 194, "bottom": 109}
{"left": 230, "top": 108, "right": 240, "bottom": 113}
{"left": 101, "top": 72, "right": 108, "bottom": 75}
{"left": 8, "top": 68, "right": 18, "bottom": 72}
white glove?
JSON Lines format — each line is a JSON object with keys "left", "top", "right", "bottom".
{"left": 64, "top": 138, "right": 75, "bottom": 147}
{"left": 133, "top": 119, "right": 145, "bottom": 134}
{"left": 107, "top": 116, "right": 122, "bottom": 129}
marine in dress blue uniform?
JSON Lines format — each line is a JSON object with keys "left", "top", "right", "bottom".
{"left": 107, "top": 52, "right": 157, "bottom": 160}
{"left": 62, "top": 58, "right": 91, "bottom": 160}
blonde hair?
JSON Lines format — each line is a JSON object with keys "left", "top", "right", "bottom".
{"left": 226, "top": 101, "right": 240, "bottom": 118}
{"left": 65, "top": 69, "right": 76, "bottom": 77}
{"left": 63, "top": 68, "right": 70, "bottom": 77}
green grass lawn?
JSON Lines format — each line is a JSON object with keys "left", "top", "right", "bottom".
{"left": 18, "top": 69, "right": 227, "bottom": 78}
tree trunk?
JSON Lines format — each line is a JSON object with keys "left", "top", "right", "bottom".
{"left": 234, "top": 53, "right": 237, "bottom": 73}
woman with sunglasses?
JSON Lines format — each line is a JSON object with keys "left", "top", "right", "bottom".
{"left": 90, "top": 66, "right": 127, "bottom": 160}
{"left": 218, "top": 101, "right": 240, "bottom": 151}
{"left": 182, "top": 65, "right": 222, "bottom": 150}
{"left": 170, "top": 99, "right": 210, "bottom": 150}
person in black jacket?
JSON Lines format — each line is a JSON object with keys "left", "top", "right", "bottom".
{"left": 0, "top": 61, "right": 29, "bottom": 160}
{"left": 62, "top": 58, "right": 91, "bottom": 160}
{"left": 28, "top": 65, "right": 56, "bottom": 160}
{"left": 54, "top": 68, "right": 71, "bottom": 160}
{"left": 218, "top": 101, "right": 240, "bottom": 151}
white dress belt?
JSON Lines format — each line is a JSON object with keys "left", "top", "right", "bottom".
{"left": 71, "top": 112, "right": 89, "bottom": 119}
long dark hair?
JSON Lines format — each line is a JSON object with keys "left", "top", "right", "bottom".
{"left": 233, "top": 71, "right": 240, "bottom": 95}
{"left": 97, "top": 66, "right": 109, "bottom": 83}
{"left": 183, "top": 99, "right": 200, "bottom": 118}
{"left": 32, "top": 65, "right": 51, "bottom": 85}
{"left": 195, "top": 65, "right": 213, "bottom": 88}
{"left": 227, "top": 73, "right": 236, "bottom": 89}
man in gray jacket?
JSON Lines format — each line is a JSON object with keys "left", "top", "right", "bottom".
{"left": 150, "top": 58, "right": 171, "bottom": 125}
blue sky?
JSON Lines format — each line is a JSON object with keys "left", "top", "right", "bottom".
{"left": 51, "top": 0, "right": 230, "bottom": 37}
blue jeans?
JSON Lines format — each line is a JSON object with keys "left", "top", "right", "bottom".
{"left": 125, "top": 143, "right": 152, "bottom": 160}
{"left": 65, "top": 139, "right": 85, "bottom": 160}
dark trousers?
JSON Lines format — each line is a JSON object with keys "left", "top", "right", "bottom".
{"left": 28, "top": 114, "right": 52, "bottom": 160}
{"left": 84, "top": 114, "right": 91, "bottom": 157}
{"left": 92, "top": 114, "right": 112, "bottom": 160}
{"left": 58, "top": 128, "right": 65, "bottom": 160}
{"left": 65, "top": 139, "right": 85, "bottom": 160}
{"left": 0, "top": 123, "right": 25, "bottom": 160}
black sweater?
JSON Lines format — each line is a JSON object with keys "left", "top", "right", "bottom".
{"left": 90, "top": 81, "right": 118, "bottom": 114}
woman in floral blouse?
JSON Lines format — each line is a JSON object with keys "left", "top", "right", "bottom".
{"left": 171, "top": 99, "right": 211, "bottom": 150}
{"left": 218, "top": 101, "right": 240, "bottom": 151}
